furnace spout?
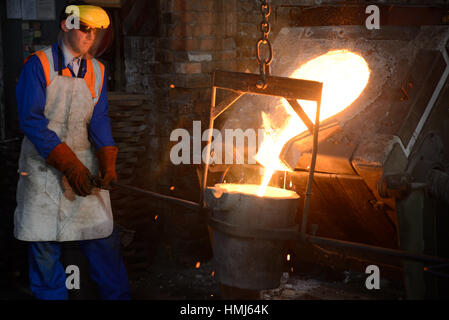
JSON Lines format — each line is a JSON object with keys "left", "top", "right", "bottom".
{"left": 278, "top": 121, "right": 343, "bottom": 171}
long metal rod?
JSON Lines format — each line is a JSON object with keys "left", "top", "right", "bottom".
{"left": 200, "top": 86, "right": 217, "bottom": 208}
{"left": 112, "top": 182, "right": 200, "bottom": 210}
{"left": 305, "top": 234, "right": 449, "bottom": 265}
{"left": 208, "top": 215, "right": 449, "bottom": 265}
{"left": 212, "top": 91, "right": 243, "bottom": 120}
{"left": 286, "top": 99, "right": 314, "bottom": 133}
{"left": 300, "top": 98, "right": 321, "bottom": 237}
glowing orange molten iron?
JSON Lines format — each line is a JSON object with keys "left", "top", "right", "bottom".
{"left": 256, "top": 50, "right": 371, "bottom": 196}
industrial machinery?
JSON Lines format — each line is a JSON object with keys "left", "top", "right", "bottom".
{"left": 108, "top": 2, "right": 449, "bottom": 299}
{"left": 203, "top": 17, "right": 449, "bottom": 299}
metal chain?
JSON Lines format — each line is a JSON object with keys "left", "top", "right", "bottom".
{"left": 256, "top": 0, "right": 273, "bottom": 89}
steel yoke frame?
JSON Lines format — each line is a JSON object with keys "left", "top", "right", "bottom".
{"left": 200, "top": 70, "right": 323, "bottom": 238}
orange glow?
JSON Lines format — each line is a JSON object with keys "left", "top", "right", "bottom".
{"left": 256, "top": 50, "right": 370, "bottom": 196}
{"left": 195, "top": 262, "right": 201, "bottom": 269}
{"left": 287, "top": 254, "right": 291, "bottom": 261}
{"left": 213, "top": 183, "right": 300, "bottom": 199}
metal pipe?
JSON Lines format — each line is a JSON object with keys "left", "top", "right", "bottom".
{"left": 300, "top": 97, "right": 321, "bottom": 238}
{"left": 220, "top": 166, "right": 231, "bottom": 184}
{"left": 111, "top": 182, "right": 200, "bottom": 210}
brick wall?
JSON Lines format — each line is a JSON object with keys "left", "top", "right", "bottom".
{"left": 121, "top": 0, "right": 334, "bottom": 200}
{"left": 124, "top": 0, "right": 241, "bottom": 202}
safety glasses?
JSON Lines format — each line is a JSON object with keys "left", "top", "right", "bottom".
{"left": 78, "top": 24, "right": 101, "bottom": 35}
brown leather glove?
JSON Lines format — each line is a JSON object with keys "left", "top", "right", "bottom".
{"left": 96, "top": 146, "right": 118, "bottom": 188}
{"left": 46, "top": 142, "right": 93, "bottom": 197}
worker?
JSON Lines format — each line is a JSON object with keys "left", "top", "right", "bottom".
{"left": 14, "top": 2, "right": 131, "bottom": 300}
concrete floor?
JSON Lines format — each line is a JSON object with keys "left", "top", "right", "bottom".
{"left": 129, "top": 255, "right": 405, "bottom": 300}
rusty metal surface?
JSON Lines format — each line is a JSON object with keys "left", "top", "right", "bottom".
{"left": 213, "top": 70, "right": 323, "bottom": 101}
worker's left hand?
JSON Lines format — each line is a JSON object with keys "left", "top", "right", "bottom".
{"left": 96, "top": 146, "right": 118, "bottom": 188}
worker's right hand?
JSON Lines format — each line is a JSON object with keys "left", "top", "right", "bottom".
{"left": 46, "top": 142, "right": 94, "bottom": 197}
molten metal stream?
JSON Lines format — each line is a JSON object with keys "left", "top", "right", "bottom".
{"left": 256, "top": 50, "right": 371, "bottom": 196}
{"left": 213, "top": 183, "right": 300, "bottom": 199}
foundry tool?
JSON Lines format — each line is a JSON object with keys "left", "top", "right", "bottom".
{"left": 92, "top": 177, "right": 200, "bottom": 210}
{"left": 205, "top": 184, "right": 300, "bottom": 290}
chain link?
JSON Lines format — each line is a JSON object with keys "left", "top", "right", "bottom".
{"left": 256, "top": 0, "right": 273, "bottom": 89}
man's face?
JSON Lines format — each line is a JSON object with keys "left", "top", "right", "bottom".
{"left": 61, "top": 20, "right": 96, "bottom": 56}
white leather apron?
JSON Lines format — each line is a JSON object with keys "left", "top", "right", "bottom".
{"left": 14, "top": 47, "right": 114, "bottom": 242}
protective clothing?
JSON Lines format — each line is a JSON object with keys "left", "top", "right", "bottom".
{"left": 96, "top": 146, "right": 118, "bottom": 187}
{"left": 29, "top": 226, "right": 131, "bottom": 300}
{"left": 15, "top": 44, "right": 113, "bottom": 242}
{"left": 46, "top": 142, "right": 94, "bottom": 197}
{"left": 16, "top": 33, "right": 129, "bottom": 300}
{"left": 17, "top": 43, "right": 115, "bottom": 159}
{"left": 65, "top": 5, "right": 110, "bottom": 29}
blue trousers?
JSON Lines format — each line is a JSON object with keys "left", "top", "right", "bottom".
{"left": 28, "top": 227, "right": 131, "bottom": 300}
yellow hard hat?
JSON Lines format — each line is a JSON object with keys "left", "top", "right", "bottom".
{"left": 66, "top": 5, "right": 110, "bottom": 29}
